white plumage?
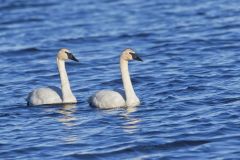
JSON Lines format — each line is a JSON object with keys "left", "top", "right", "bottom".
{"left": 27, "top": 48, "right": 79, "bottom": 106}
{"left": 27, "top": 87, "right": 62, "bottom": 105}
{"left": 89, "top": 90, "right": 126, "bottom": 109}
{"left": 89, "top": 48, "right": 143, "bottom": 109}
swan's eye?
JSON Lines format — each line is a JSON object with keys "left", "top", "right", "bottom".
{"left": 65, "top": 51, "right": 79, "bottom": 62}
{"left": 129, "top": 52, "right": 143, "bottom": 61}
{"left": 129, "top": 52, "right": 135, "bottom": 58}
{"left": 129, "top": 52, "right": 135, "bottom": 56}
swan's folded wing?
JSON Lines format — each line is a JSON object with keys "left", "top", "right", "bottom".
{"left": 89, "top": 90, "right": 126, "bottom": 109}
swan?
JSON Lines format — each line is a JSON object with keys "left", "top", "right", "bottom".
{"left": 89, "top": 48, "right": 143, "bottom": 109}
{"left": 27, "top": 48, "right": 79, "bottom": 106}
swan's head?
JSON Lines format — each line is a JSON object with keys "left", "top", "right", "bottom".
{"left": 57, "top": 48, "right": 79, "bottom": 62}
{"left": 121, "top": 48, "right": 143, "bottom": 62}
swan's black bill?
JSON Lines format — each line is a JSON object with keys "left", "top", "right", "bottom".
{"left": 66, "top": 52, "right": 79, "bottom": 62}
{"left": 130, "top": 52, "right": 143, "bottom": 62}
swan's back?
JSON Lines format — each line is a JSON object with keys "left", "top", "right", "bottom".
{"left": 89, "top": 90, "right": 126, "bottom": 109}
{"left": 27, "top": 86, "right": 62, "bottom": 106}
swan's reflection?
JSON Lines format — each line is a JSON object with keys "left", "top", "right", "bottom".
{"left": 43, "top": 104, "right": 78, "bottom": 144}
{"left": 57, "top": 104, "right": 77, "bottom": 127}
{"left": 121, "top": 107, "right": 141, "bottom": 134}
{"left": 57, "top": 104, "right": 79, "bottom": 144}
{"left": 101, "top": 107, "right": 140, "bottom": 134}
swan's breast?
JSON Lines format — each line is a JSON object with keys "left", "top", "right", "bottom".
{"left": 126, "top": 96, "right": 140, "bottom": 107}
{"left": 90, "top": 90, "right": 126, "bottom": 109}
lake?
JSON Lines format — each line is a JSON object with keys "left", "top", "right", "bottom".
{"left": 1, "top": 0, "right": 240, "bottom": 159}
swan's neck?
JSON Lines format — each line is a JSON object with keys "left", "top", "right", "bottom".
{"left": 57, "top": 58, "right": 76, "bottom": 103}
{"left": 120, "top": 58, "right": 139, "bottom": 107}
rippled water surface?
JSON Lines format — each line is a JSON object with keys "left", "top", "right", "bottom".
{"left": 1, "top": 0, "right": 240, "bottom": 159}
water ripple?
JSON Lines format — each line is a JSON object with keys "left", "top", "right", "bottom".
{"left": 0, "top": 0, "right": 240, "bottom": 159}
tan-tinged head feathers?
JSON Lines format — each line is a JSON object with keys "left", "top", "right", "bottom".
{"left": 120, "top": 48, "right": 143, "bottom": 62}
{"left": 57, "top": 48, "right": 79, "bottom": 62}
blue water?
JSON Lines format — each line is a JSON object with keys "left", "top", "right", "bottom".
{"left": 1, "top": 0, "right": 240, "bottom": 159}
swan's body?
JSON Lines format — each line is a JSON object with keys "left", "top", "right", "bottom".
{"left": 89, "top": 48, "right": 142, "bottom": 109}
{"left": 27, "top": 86, "right": 62, "bottom": 105}
{"left": 27, "top": 48, "right": 79, "bottom": 106}
{"left": 89, "top": 90, "right": 126, "bottom": 108}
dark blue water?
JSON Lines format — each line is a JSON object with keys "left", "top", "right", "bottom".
{"left": 1, "top": 0, "right": 240, "bottom": 159}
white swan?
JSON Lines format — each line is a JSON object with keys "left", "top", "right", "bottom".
{"left": 89, "top": 48, "right": 143, "bottom": 109}
{"left": 27, "top": 48, "right": 79, "bottom": 106}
